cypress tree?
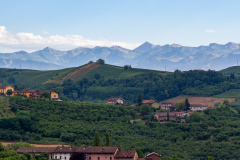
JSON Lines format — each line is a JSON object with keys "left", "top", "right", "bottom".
{"left": 137, "top": 93, "right": 142, "bottom": 106}
{"left": 185, "top": 98, "right": 190, "bottom": 111}
{"left": 93, "top": 132, "right": 101, "bottom": 146}
{"left": 105, "top": 131, "right": 111, "bottom": 146}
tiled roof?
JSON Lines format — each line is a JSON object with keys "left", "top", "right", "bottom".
{"left": 107, "top": 98, "right": 124, "bottom": 102}
{"left": 38, "top": 90, "right": 58, "bottom": 95}
{"left": 53, "top": 146, "right": 86, "bottom": 153}
{"left": 13, "top": 90, "right": 38, "bottom": 93}
{"left": 190, "top": 104, "right": 208, "bottom": 107}
{"left": 155, "top": 112, "right": 176, "bottom": 117}
{"left": 0, "top": 85, "right": 11, "bottom": 89}
{"left": 160, "top": 101, "right": 175, "bottom": 107}
{"left": 114, "top": 150, "right": 136, "bottom": 158}
{"left": 145, "top": 152, "right": 161, "bottom": 157}
{"left": 17, "top": 147, "right": 56, "bottom": 153}
{"left": 142, "top": 100, "right": 157, "bottom": 104}
{"left": 86, "top": 146, "right": 118, "bottom": 154}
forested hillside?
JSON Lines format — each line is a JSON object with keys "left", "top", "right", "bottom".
{"left": 1, "top": 97, "right": 240, "bottom": 159}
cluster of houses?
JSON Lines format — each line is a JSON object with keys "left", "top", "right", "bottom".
{"left": 106, "top": 98, "right": 209, "bottom": 123}
{"left": 17, "top": 145, "right": 161, "bottom": 160}
{"left": 0, "top": 84, "right": 59, "bottom": 100}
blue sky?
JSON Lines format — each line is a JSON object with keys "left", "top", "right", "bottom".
{"left": 0, "top": 0, "right": 240, "bottom": 52}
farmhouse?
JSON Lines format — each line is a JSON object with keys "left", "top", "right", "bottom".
{"left": 145, "top": 152, "right": 161, "bottom": 160}
{"left": 107, "top": 98, "right": 125, "bottom": 105}
{"left": 190, "top": 104, "right": 208, "bottom": 112}
{"left": 154, "top": 112, "right": 177, "bottom": 121}
{"left": 0, "top": 84, "right": 14, "bottom": 95}
{"left": 160, "top": 101, "right": 175, "bottom": 110}
{"left": 142, "top": 100, "right": 159, "bottom": 108}
{"left": 11, "top": 90, "right": 59, "bottom": 100}
{"left": 17, "top": 146, "right": 146, "bottom": 160}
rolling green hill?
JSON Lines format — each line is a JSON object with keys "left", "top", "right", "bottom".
{"left": 219, "top": 66, "right": 240, "bottom": 75}
{"left": 0, "top": 63, "right": 167, "bottom": 89}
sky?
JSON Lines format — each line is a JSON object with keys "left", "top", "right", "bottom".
{"left": 0, "top": 0, "right": 240, "bottom": 53}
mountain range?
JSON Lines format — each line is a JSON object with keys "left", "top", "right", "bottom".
{"left": 0, "top": 42, "right": 240, "bottom": 71}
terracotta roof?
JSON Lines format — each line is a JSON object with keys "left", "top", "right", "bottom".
{"left": 107, "top": 98, "right": 124, "bottom": 102}
{"left": 142, "top": 100, "right": 157, "bottom": 104}
{"left": 53, "top": 146, "right": 86, "bottom": 153}
{"left": 17, "top": 147, "right": 56, "bottom": 153}
{"left": 86, "top": 146, "right": 118, "bottom": 154}
{"left": 155, "top": 112, "right": 176, "bottom": 117}
{"left": 0, "top": 85, "right": 12, "bottom": 89}
{"left": 38, "top": 90, "right": 58, "bottom": 95}
{"left": 190, "top": 104, "right": 208, "bottom": 107}
{"left": 114, "top": 150, "right": 136, "bottom": 158}
{"left": 13, "top": 90, "right": 38, "bottom": 93}
{"left": 137, "top": 158, "right": 147, "bottom": 160}
{"left": 160, "top": 101, "right": 175, "bottom": 107}
{"left": 145, "top": 152, "right": 161, "bottom": 157}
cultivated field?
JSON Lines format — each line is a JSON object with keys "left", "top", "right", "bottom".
{"left": 1, "top": 142, "right": 70, "bottom": 147}
{"left": 167, "top": 95, "right": 235, "bottom": 108}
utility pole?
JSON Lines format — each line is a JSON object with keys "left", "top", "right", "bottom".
{"left": 165, "top": 66, "right": 166, "bottom": 72}
{"left": 237, "top": 60, "right": 238, "bottom": 66}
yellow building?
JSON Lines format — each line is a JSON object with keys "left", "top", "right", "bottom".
{"left": 11, "top": 90, "right": 59, "bottom": 100}
{"left": 0, "top": 84, "right": 14, "bottom": 95}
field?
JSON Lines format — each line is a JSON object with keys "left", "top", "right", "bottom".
{"left": 213, "top": 89, "right": 240, "bottom": 98}
{"left": 83, "top": 64, "right": 167, "bottom": 80}
{"left": 167, "top": 95, "right": 235, "bottom": 108}
{"left": 0, "top": 142, "right": 70, "bottom": 147}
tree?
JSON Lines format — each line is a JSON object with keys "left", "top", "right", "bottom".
{"left": 94, "top": 73, "right": 101, "bottom": 80}
{"left": 208, "top": 156, "right": 214, "bottom": 160}
{"left": 137, "top": 93, "right": 142, "bottom": 106}
{"left": 136, "top": 148, "right": 143, "bottom": 158}
{"left": 175, "top": 102, "right": 185, "bottom": 111}
{"left": 6, "top": 89, "right": 13, "bottom": 96}
{"left": 105, "top": 131, "right": 111, "bottom": 146}
{"left": 0, "top": 142, "right": 5, "bottom": 151}
{"left": 167, "top": 112, "right": 170, "bottom": 121}
{"left": 185, "top": 98, "right": 190, "bottom": 111}
{"left": 40, "top": 92, "right": 51, "bottom": 100}
{"left": 96, "top": 59, "right": 105, "bottom": 64}
{"left": 93, "top": 132, "right": 101, "bottom": 146}
{"left": 8, "top": 77, "right": 15, "bottom": 84}
{"left": 70, "top": 152, "right": 86, "bottom": 160}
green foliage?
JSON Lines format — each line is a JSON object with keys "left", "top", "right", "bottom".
{"left": 184, "top": 98, "right": 190, "bottom": 111}
{"left": 40, "top": 92, "right": 51, "bottom": 100}
{"left": 6, "top": 142, "right": 33, "bottom": 151}
{"left": 105, "top": 131, "right": 111, "bottom": 146}
{"left": 8, "top": 77, "right": 16, "bottom": 84}
{"left": 4, "top": 97, "right": 240, "bottom": 159}
{"left": 93, "top": 132, "right": 101, "bottom": 146}
{"left": 6, "top": 89, "right": 13, "bottom": 96}
{"left": 96, "top": 59, "right": 105, "bottom": 64}
{"left": 0, "top": 142, "right": 5, "bottom": 152}
{"left": 137, "top": 93, "right": 142, "bottom": 106}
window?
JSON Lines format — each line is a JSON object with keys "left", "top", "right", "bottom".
{"left": 55, "top": 156, "right": 57, "bottom": 159}
{"left": 54, "top": 95, "right": 56, "bottom": 97}
{"left": 60, "top": 156, "right": 62, "bottom": 159}
{"left": 110, "top": 157, "right": 112, "bottom": 160}
{"left": 89, "top": 157, "right": 91, "bottom": 160}
{"left": 98, "top": 157, "right": 100, "bottom": 160}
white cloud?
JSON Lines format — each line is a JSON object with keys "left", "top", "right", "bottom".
{"left": 205, "top": 29, "right": 216, "bottom": 33}
{"left": 0, "top": 26, "right": 140, "bottom": 52}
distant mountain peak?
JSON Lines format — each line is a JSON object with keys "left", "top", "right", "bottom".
{"left": 133, "top": 41, "right": 157, "bottom": 53}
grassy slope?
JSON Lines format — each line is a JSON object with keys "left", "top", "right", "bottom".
{"left": 213, "top": 89, "right": 240, "bottom": 98}
{"left": 0, "top": 64, "right": 167, "bottom": 89}
{"left": 219, "top": 66, "right": 240, "bottom": 75}
{"left": 83, "top": 64, "right": 167, "bottom": 80}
